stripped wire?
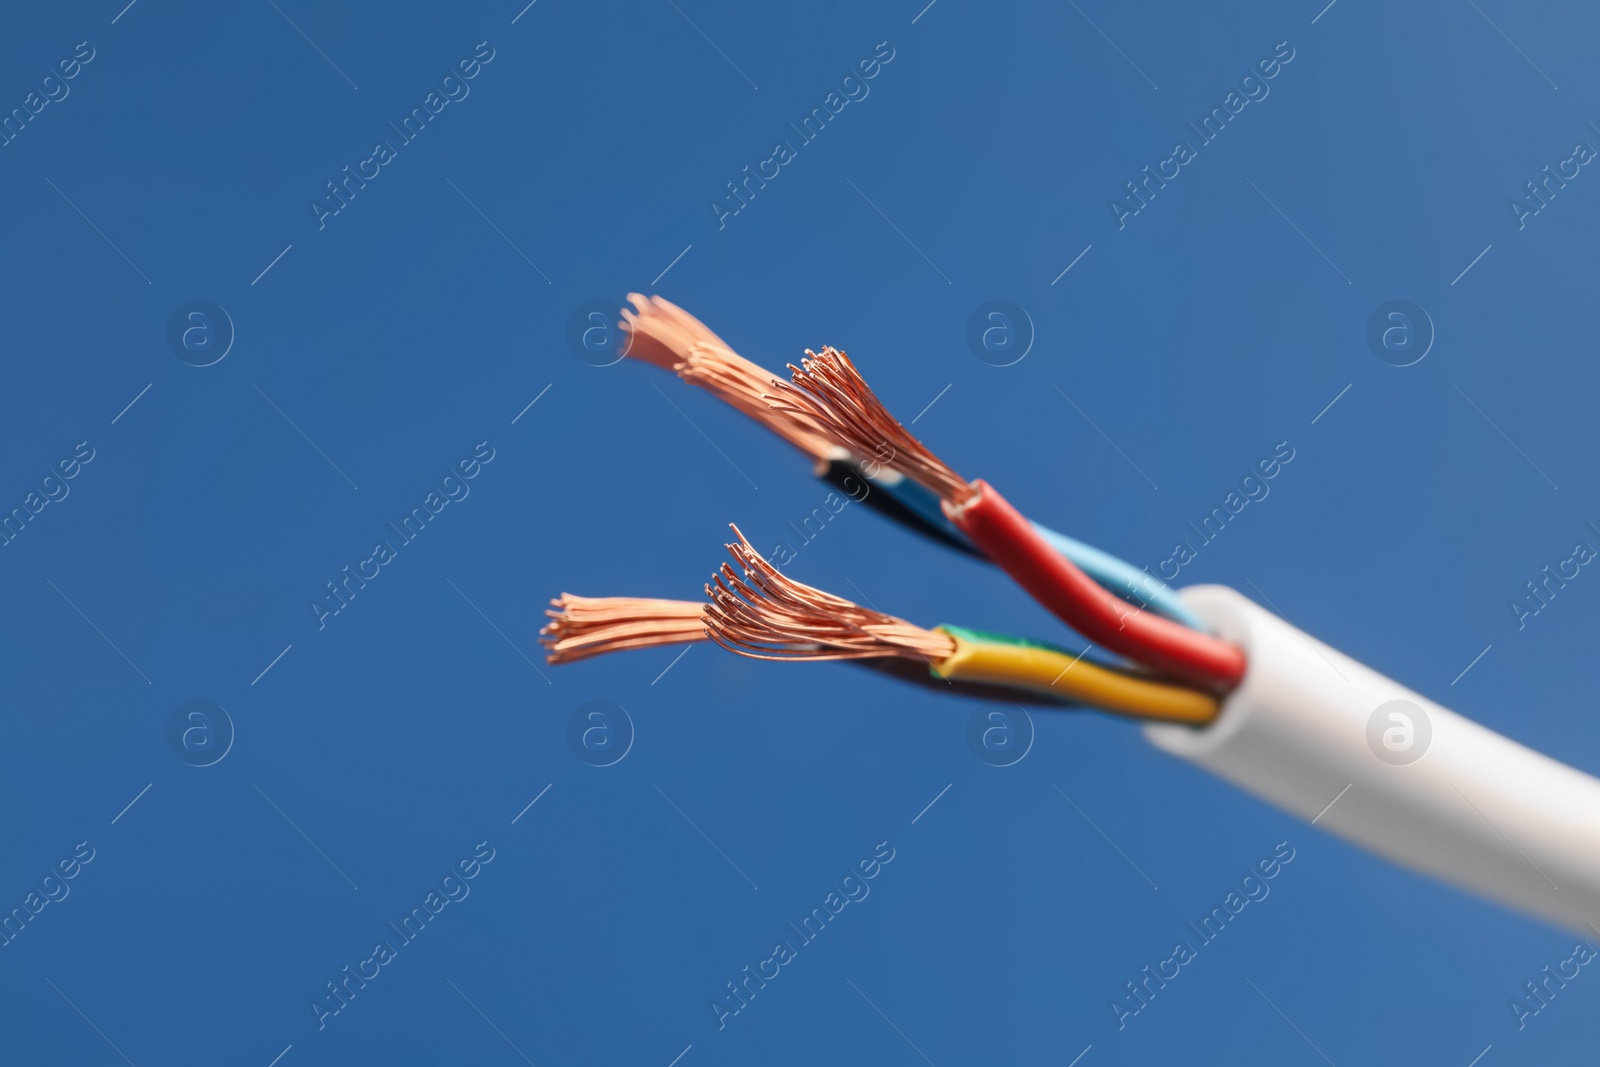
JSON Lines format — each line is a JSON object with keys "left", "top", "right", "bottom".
{"left": 616, "top": 295, "right": 1201, "bottom": 627}
{"left": 541, "top": 590, "right": 1078, "bottom": 707}
{"left": 542, "top": 564, "right": 1216, "bottom": 723}
{"left": 769, "top": 347, "right": 1247, "bottom": 691}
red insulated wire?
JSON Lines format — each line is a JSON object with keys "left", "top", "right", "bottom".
{"left": 947, "top": 480, "right": 1247, "bottom": 691}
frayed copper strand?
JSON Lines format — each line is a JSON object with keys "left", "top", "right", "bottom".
{"left": 704, "top": 524, "right": 956, "bottom": 662}
{"left": 765, "top": 346, "right": 973, "bottom": 503}
{"left": 618, "top": 294, "right": 835, "bottom": 459}
{"left": 540, "top": 594, "right": 706, "bottom": 664}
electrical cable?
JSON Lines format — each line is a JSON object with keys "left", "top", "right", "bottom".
{"left": 581, "top": 294, "right": 1600, "bottom": 938}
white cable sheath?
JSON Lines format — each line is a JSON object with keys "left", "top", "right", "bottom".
{"left": 1144, "top": 584, "right": 1600, "bottom": 935}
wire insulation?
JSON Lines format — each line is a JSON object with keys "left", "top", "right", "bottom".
{"left": 948, "top": 481, "right": 1247, "bottom": 689}
{"left": 935, "top": 627, "right": 1219, "bottom": 724}
{"left": 818, "top": 456, "right": 982, "bottom": 558}
{"left": 1151, "top": 584, "right": 1600, "bottom": 935}
{"left": 1030, "top": 523, "right": 1206, "bottom": 631}
{"left": 830, "top": 457, "right": 1203, "bottom": 628}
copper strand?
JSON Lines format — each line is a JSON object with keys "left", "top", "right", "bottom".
{"left": 703, "top": 525, "right": 957, "bottom": 663}
{"left": 765, "top": 346, "right": 973, "bottom": 503}
{"left": 540, "top": 595, "right": 707, "bottom": 664}
{"left": 618, "top": 294, "right": 836, "bottom": 459}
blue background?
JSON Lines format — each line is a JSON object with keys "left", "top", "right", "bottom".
{"left": 1, "top": 0, "right": 1597, "bottom": 1063}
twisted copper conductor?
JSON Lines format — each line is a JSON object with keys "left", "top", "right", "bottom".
{"left": 540, "top": 595, "right": 706, "bottom": 664}
{"left": 704, "top": 525, "right": 957, "bottom": 663}
{"left": 618, "top": 294, "right": 835, "bottom": 459}
{"left": 765, "top": 346, "right": 974, "bottom": 504}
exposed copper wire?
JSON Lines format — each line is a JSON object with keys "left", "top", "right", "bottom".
{"left": 704, "top": 524, "right": 957, "bottom": 662}
{"left": 540, "top": 594, "right": 706, "bottom": 664}
{"left": 618, "top": 294, "right": 836, "bottom": 459}
{"left": 765, "top": 346, "right": 974, "bottom": 504}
